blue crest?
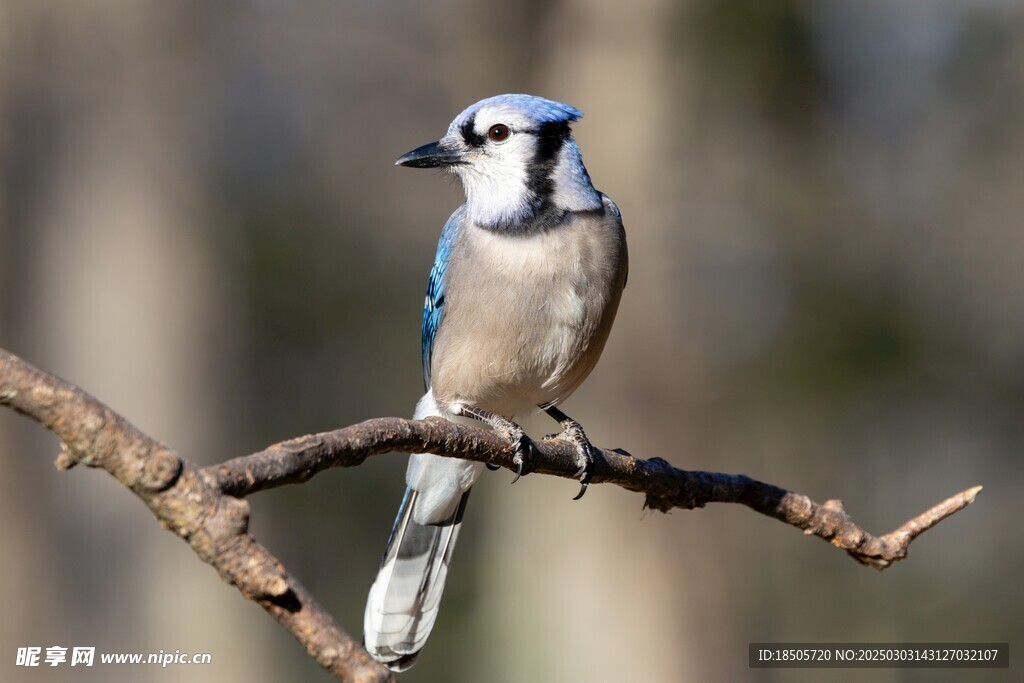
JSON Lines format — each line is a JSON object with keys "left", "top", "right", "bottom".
{"left": 451, "top": 94, "right": 583, "bottom": 129}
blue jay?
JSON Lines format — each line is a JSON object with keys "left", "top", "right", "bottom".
{"left": 363, "top": 94, "right": 628, "bottom": 670}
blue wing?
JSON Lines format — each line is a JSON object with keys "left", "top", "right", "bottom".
{"left": 421, "top": 207, "right": 464, "bottom": 389}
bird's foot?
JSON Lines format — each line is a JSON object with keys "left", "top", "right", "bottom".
{"left": 452, "top": 403, "right": 531, "bottom": 483}
{"left": 544, "top": 415, "right": 595, "bottom": 500}
{"left": 507, "top": 430, "right": 531, "bottom": 484}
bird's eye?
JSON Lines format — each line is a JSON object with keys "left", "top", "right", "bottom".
{"left": 487, "top": 124, "right": 510, "bottom": 142}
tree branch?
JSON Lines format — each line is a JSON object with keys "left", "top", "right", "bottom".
{"left": 210, "top": 417, "right": 981, "bottom": 570}
{"left": 0, "top": 347, "right": 983, "bottom": 681}
{"left": 0, "top": 348, "right": 394, "bottom": 683}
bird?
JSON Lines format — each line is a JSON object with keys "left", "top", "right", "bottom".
{"left": 363, "top": 93, "right": 628, "bottom": 671}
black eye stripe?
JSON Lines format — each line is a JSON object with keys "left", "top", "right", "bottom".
{"left": 525, "top": 120, "right": 571, "bottom": 204}
{"left": 460, "top": 118, "right": 567, "bottom": 158}
{"left": 460, "top": 114, "right": 485, "bottom": 147}
{"left": 534, "top": 120, "right": 570, "bottom": 162}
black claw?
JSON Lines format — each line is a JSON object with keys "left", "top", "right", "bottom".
{"left": 539, "top": 408, "right": 599, "bottom": 501}
{"left": 510, "top": 454, "right": 524, "bottom": 484}
{"left": 485, "top": 463, "right": 500, "bottom": 471}
{"left": 508, "top": 432, "right": 530, "bottom": 484}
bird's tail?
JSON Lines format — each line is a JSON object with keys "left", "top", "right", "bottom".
{"left": 363, "top": 484, "right": 471, "bottom": 671}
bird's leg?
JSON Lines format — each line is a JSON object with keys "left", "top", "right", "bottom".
{"left": 542, "top": 405, "right": 595, "bottom": 501}
{"left": 450, "top": 403, "right": 531, "bottom": 483}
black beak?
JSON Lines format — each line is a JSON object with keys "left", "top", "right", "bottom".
{"left": 395, "top": 141, "right": 464, "bottom": 168}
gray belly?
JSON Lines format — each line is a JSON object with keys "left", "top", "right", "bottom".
{"left": 429, "top": 213, "right": 626, "bottom": 418}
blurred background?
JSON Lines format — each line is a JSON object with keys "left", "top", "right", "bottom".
{"left": 1, "top": 1, "right": 1021, "bottom": 681}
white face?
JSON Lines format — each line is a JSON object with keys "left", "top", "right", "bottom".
{"left": 441, "top": 103, "right": 543, "bottom": 228}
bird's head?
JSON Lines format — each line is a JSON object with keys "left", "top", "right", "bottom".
{"left": 396, "top": 94, "right": 602, "bottom": 229}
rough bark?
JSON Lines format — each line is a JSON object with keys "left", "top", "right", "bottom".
{"left": 0, "top": 347, "right": 982, "bottom": 680}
